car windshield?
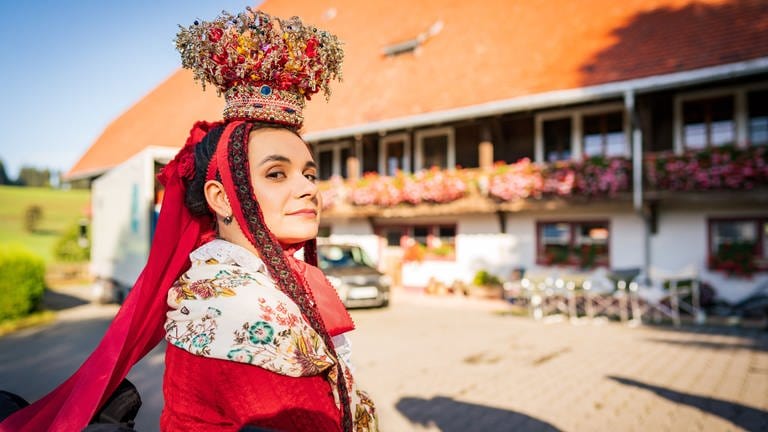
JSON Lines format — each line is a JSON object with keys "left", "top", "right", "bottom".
{"left": 318, "top": 245, "right": 374, "bottom": 269}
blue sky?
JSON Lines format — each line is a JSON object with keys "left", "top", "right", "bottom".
{"left": 0, "top": 0, "right": 258, "bottom": 180}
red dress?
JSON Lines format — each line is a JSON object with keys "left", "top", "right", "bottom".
{"left": 161, "top": 345, "right": 342, "bottom": 431}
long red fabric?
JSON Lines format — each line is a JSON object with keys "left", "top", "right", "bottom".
{"left": 0, "top": 122, "right": 219, "bottom": 431}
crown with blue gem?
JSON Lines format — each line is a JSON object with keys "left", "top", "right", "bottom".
{"left": 176, "top": 8, "right": 344, "bottom": 128}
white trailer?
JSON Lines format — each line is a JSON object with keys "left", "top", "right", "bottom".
{"left": 90, "top": 146, "right": 178, "bottom": 302}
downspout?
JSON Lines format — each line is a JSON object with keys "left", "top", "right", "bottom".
{"left": 625, "top": 90, "right": 650, "bottom": 278}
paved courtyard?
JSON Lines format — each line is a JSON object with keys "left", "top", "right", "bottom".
{"left": 0, "top": 287, "right": 766, "bottom": 431}
{"left": 351, "top": 292, "right": 768, "bottom": 432}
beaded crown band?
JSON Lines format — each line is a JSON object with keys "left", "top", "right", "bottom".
{"left": 176, "top": 8, "right": 344, "bottom": 128}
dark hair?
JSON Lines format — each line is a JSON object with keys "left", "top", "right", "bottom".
{"left": 184, "top": 124, "right": 225, "bottom": 217}
{"left": 183, "top": 122, "right": 302, "bottom": 218}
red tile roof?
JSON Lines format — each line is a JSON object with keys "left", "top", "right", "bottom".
{"left": 67, "top": 0, "right": 768, "bottom": 179}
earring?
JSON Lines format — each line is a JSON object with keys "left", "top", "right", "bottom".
{"left": 223, "top": 214, "right": 233, "bottom": 225}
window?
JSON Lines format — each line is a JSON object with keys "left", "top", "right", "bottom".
{"left": 537, "top": 221, "right": 610, "bottom": 268}
{"left": 436, "top": 226, "right": 457, "bottom": 256}
{"left": 318, "top": 149, "right": 333, "bottom": 180}
{"left": 543, "top": 118, "right": 572, "bottom": 162}
{"left": 413, "top": 226, "right": 430, "bottom": 247}
{"left": 316, "top": 141, "right": 353, "bottom": 180}
{"left": 415, "top": 127, "right": 455, "bottom": 171}
{"left": 748, "top": 89, "right": 768, "bottom": 146}
{"left": 422, "top": 135, "right": 449, "bottom": 168}
{"left": 382, "top": 228, "right": 403, "bottom": 247}
{"left": 340, "top": 146, "right": 351, "bottom": 178}
{"left": 361, "top": 137, "right": 379, "bottom": 173}
{"left": 708, "top": 218, "right": 768, "bottom": 274}
{"left": 379, "top": 133, "right": 411, "bottom": 175}
{"left": 583, "top": 112, "right": 626, "bottom": 157}
{"left": 682, "top": 96, "right": 735, "bottom": 149}
{"left": 378, "top": 224, "right": 457, "bottom": 260}
{"left": 536, "top": 104, "right": 628, "bottom": 163}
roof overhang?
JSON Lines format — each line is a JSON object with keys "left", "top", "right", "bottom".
{"left": 63, "top": 166, "right": 111, "bottom": 182}
{"left": 304, "top": 56, "right": 768, "bottom": 142}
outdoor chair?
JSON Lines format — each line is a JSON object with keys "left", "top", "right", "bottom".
{"left": 629, "top": 265, "right": 705, "bottom": 326}
{"left": 581, "top": 268, "right": 630, "bottom": 323}
{"left": 521, "top": 268, "right": 573, "bottom": 321}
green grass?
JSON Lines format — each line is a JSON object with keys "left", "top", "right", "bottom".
{"left": 0, "top": 310, "right": 56, "bottom": 336}
{"left": 0, "top": 185, "right": 90, "bottom": 262}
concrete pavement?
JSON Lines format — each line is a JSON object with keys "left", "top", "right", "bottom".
{"left": 351, "top": 290, "right": 768, "bottom": 432}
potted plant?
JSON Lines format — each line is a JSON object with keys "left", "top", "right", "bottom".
{"left": 470, "top": 270, "right": 504, "bottom": 299}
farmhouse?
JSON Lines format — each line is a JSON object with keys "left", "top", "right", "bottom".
{"left": 68, "top": 0, "right": 768, "bottom": 303}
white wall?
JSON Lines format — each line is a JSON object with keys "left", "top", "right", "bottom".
{"left": 327, "top": 206, "right": 768, "bottom": 302}
{"left": 456, "top": 214, "right": 516, "bottom": 282}
{"left": 610, "top": 213, "right": 645, "bottom": 270}
{"left": 651, "top": 207, "right": 768, "bottom": 303}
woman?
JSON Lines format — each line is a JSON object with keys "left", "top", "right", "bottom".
{"left": 0, "top": 8, "right": 376, "bottom": 432}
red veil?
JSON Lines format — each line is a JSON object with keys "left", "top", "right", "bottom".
{"left": 0, "top": 122, "right": 221, "bottom": 431}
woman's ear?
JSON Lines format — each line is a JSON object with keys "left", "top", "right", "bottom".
{"left": 203, "top": 180, "right": 231, "bottom": 218}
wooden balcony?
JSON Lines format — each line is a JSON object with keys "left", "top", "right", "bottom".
{"left": 319, "top": 146, "right": 768, "bottom": 219}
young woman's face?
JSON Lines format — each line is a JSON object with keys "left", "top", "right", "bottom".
{"left": 247, "top": 128, "right": 320, "bottom": 245}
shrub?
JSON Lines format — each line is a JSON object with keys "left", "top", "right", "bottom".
{"left": 24, "top": 205, "right": 43, "bottom": 233}
{"left": 0, "top": 244, "right": 46, "bottom": 321}
{"left": 472, "top": 270, "right": 502, "bottom": 286}
{"left": 53, "top": 221, "right": 90, "bottom": 262}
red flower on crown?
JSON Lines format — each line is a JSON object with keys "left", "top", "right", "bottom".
{"left": 305, "top": 37, "right": 319, "bottom": 58}
{"left": 207, "top": 28, "right": 223, "bottom": 43}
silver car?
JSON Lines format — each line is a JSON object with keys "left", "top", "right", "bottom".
{"left": 317, "top": 244, "right": 391, "bottom": 308}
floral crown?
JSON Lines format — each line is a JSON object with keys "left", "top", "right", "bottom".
{"left": 175, "top": 8, "right": 344, "bottom": 128}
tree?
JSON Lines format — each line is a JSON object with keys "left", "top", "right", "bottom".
{"left": 0, "top": 159, "right": 10, "bottom": 185}
{"left": 16, "top": 166, "right": 51, "bottom": 187}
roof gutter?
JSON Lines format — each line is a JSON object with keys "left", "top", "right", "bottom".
{"left": 63, "top": 167, "right": 111, "bottom": 182}
{"left": 304, "top": 56, "right": 768, "bottom": 142}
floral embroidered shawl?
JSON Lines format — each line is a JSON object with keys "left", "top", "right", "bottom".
{"left": 164, "top": 240, "right": 378, "bottom": 429}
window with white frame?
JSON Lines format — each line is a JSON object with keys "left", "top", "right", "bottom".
{"left": 682, "top": 95, "right": 735, "bottom": 149}
{"left": 414, "top": 127, "right": 455, "bottom": 170}
{"left": 379, "top": 133, "right": 411, "bottom": 175}
{"left": 317, "top": 141, "right": 352, "bottom": 180}
{"left": 583, "top": 112, "right": 626, "bottom": 158}
{"left": 542, "top": 118, "right": 572, "bottom": 162}
{"left": 536, "top": 104, "right": 627, "bottom": 163}
{"left": 708, "top": 218, "right": 768, "bottom": 273}
{"left": 675, "top": 84, "right": 768, "bottom": 152}
{"left": 537, "top": 221, "right": 610, "bottom": 268}
{"left": 748, "top": 89, "right": 768, "bottom": 146}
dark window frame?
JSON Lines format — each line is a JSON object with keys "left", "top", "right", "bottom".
{"left": 535, "top": 220, "right": 611, "bottom": 268}
{"left": 707, "top": 217, "right": 768, "bottom": 273}
{"left": 375, "top": 224, "right": 458, "bottom": 261}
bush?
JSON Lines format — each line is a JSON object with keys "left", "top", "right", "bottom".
{"left": 24, "top": 205, "right": 42, "bottom": 233}
{"left": 0, "top": 245, "right": 46, "bottom": 321}
{"left": 53, "top": 221, "right": 90, "bottom": 262}
{"left": 473, "top": 270, "right": 502, "bottom": 286}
